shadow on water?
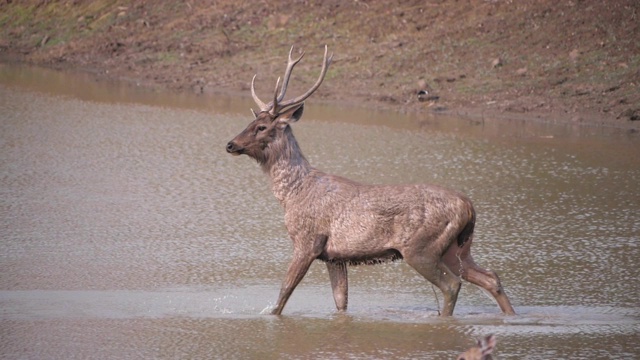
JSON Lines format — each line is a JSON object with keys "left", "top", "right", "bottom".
{"left": 1, "top": 63, "right": 639, "bottom": 359}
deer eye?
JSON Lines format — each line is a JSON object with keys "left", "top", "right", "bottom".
{"left": 257, "top": 125, "right": 267, "bottom": 132}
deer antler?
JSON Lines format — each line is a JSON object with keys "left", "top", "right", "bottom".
{"left": 250, "top": 45, "right": 333, "bottom": 116}
{"left": 251, "top": 45, "right": 304, "bottom": 114}
{"left": 276, "top": 46, "right": 305, "bottom": 105}
{"left": 251, "top": 74, "right": 269, "bottom": 114}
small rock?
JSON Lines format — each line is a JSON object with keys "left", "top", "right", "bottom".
{"left": 515, "top": 67, "right": 527, "bottom": 76}
{"left": 552, "top": 77, "right": 568, "bottom": 86}
{"left": 574, "top": 85, "right": 591, "bottom": 96}
{"left": 619, "top": 108, "right": 640, "bottom": 121}
{"left": 491, "top": 57, "right": 503, "bottom": 68}
{"left": 569, "top": 48, "right": 580, "bottom": 61}
{"left": 417, "top": 90, "right": 439, "bottom": 102}
{"left": 377, "top": 94, "right": 399, "bottom": 104}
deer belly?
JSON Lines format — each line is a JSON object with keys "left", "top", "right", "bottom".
{"left": 321, "top": 234, "right": 403, "bottom": 265}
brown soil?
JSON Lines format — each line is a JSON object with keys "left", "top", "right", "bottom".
{"left": 2, "top": 0, "right": 639, "bottom": 130}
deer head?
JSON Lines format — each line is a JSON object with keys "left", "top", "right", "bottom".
{"left": 457, "top": 334, "right": 497, "bottom": 360}
{"left": 226, "top": 45, "right": 333, "bottom": 165}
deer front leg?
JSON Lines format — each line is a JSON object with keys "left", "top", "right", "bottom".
{"left": 326, "top": 261, "right": 348, "bottom": 311}
{"left": 271, "top": 253, "right": 315, "bottom": 315}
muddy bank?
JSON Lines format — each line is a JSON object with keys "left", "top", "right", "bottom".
{"left": 1, "top": 0, "right": 639, "bottom": 130}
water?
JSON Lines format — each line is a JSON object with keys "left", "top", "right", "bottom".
{"left": 1, "top": 64, "right": 639, "bottom": 359}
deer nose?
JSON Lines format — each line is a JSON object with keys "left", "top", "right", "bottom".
{"left": 226, "top": 141, "right": 243, "bottom": 154}
{"left": 226, "top": 142, "right": 235, "bottom": 153}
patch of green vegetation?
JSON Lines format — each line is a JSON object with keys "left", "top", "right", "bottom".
{"left": 455, "top": 81, "right": 494, "bottom": 96}
{"left": 231, "top": 22, "right": 268, "bottom": 48}
{"left": 0, "top": 4, "right": 37, "bottom": 28}
{"left": 157, "top": 51, "right": 180, "bottom": 64}
{"left": 1, "top": 1, "right": 120, "bottom": 49}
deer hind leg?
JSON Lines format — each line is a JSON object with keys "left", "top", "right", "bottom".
{"left": 442, "top": 241, "right": 516, "bottom": 315}
{"left": 460, "top": 256, "right": 515, "bottom": 315}
{"left": 404, "top": 254, "right": 462, "bottom": 316}
{"left": 326, "top": 261, "right": 348, "bottom": 311}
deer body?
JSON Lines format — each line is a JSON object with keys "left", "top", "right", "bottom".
{"left": 226, "top": 46, "right": 516, "bottom": 316}
{"left": 279, "top": 169, "right": 473, "bottom": 267}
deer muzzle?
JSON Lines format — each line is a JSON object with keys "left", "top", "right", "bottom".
{"left": 226, "top": 141, "right": 243, "bottom": 155}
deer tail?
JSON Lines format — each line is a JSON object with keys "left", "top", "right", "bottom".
{"left": 456, "top": 207, "right": 475, "bottom": 247}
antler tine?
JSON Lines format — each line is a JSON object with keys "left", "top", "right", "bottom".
{"left": 265, "top": 47, "right": 305, "bottom": 115}
{"left": 277, "top": 45, "right": 333, "bottom": 111}
{"left": 251, "top": 74, "right": 270, "bottom": 112}
{"left": 277, "top": 46, "right": 305, "bottom": 104}
{"left": 271, "top": 77, "right": 281, "bottom": 115}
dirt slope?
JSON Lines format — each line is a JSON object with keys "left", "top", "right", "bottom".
{"left": 1, "top": 0, "right": 639, "bottom": 129}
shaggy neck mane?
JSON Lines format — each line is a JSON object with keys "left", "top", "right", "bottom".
{"left": 260, "top": 126, "right": 312, "bottom": 203}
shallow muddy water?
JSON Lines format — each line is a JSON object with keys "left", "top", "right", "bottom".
{"left": 1, "top": 64, "right": 639, "bottom": 359}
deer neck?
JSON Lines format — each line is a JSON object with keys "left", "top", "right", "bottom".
{"left": 261, "top": 126, "right": 312, "bottom": 204}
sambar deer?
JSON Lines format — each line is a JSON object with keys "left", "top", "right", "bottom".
{"left": 226, "top": 45, "right": 516, "bottom": 316}
{"left": 457, "top": 334, "right": 497, "bottom": 360}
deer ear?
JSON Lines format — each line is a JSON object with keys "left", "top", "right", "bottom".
{"left": 481, "top": 335, "right": 496, "bottom": 356}
{"left": 277, "top": 103, "right": 304, "bottom": 126}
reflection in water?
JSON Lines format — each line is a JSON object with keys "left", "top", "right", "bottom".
{"left": 0, "top": 65, "right": 639, "bottom": 359}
